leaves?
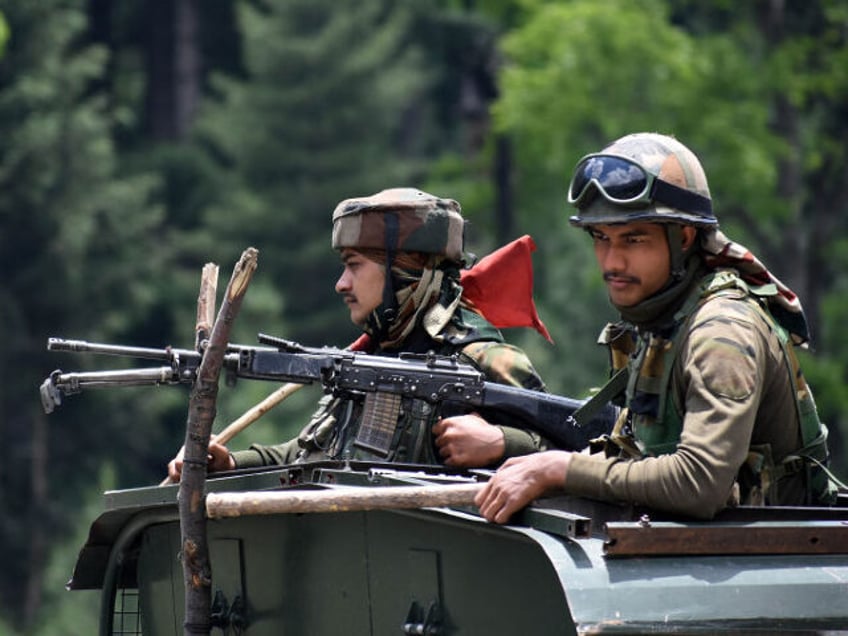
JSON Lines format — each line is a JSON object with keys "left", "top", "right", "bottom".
{"left": 3, "top": 0, "right": 848, "bottom": 631}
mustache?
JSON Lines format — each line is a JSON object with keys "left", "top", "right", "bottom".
{"left": 603, "top": 272, "right": 640, "bottom": 284}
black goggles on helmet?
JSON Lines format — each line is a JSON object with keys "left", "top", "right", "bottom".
{"left": 567, "top": 154, "right": 712, "bottom": 217}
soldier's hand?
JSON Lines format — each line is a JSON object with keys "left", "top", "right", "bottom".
{"left": 166, "top": 446, "right": 185, "bottom": 482}
{"left": 207, "top": 438, "right": 235, "bottom": 472}
{"left": 166, "top": 435, "right": 235, "bottom": 481}
{"left": 433, "top": 412, "right": 505, "bottom": 468}
{"left": 474, "top": 450, "right": 572, "bottom": 524}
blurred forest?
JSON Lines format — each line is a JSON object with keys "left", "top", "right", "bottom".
{"left": 0, "top": 0, "right": 846, "bottom": 632}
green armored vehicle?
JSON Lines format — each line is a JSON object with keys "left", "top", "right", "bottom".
{"left": 40, "top": 328, "right": 848, "bottom": 635}
{"left": 70, "top": 459, "right": 848, "bottom": 635}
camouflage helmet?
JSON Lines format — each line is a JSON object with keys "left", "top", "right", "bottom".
{"left": 331, "top": 188, "right": 465, "bottom": 261}
{"left": 568, "top": 132, "right": 717, "bottom": 228}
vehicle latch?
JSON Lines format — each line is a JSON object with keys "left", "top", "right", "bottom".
{"left": 402, "top": 600, "right": 443, "bottom": 635}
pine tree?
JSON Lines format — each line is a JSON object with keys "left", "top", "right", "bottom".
{"left": 193, "top": 0, "right": 434, "bottom": 346}
{"left": 0, "top": 2, "right": 161, "bottom": 628}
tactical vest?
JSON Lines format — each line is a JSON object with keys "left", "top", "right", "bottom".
{"left": 599, "top": 269, "right": 835, "bottom": 506}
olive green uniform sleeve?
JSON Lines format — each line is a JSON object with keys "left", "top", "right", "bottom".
{"left": 231, "top": 438, "right": 300, "bottom": 469}
{"left": 230, "top": 393, "right": 341, "bottom": 468}
{"left": 460, "top": 340, "right": 553, "bottom": 460}
{"left": 564, "top": 295, "right": 800, "bottom": 519}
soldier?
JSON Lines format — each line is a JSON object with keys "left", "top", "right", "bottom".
{"left": 473, "top": 132, "right": 836, "bottom": 522}
{"left": 168, "top": 188, "right": 551, "bottom": 480}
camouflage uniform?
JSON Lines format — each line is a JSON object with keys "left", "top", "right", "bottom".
{"left": 563, "top": 133, "right": 833, "bottom": 518}
{"left": 232, "top": 189, "right": 550, "bottom": 468}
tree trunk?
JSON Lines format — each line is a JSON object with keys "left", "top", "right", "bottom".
{"left": 493, "top": 134, "right": 514, "bottom": 246}
{"left": 760, "top": 1, "right": 808, "bottom": 304}
{"left": 23, "top": 409, "right": 48, "bottom": 630}
{"left": 145, "top": 0, "right": 202, "bottom": 140}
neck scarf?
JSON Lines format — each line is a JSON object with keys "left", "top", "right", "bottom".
{"left": 701, "top": 228, "right": 809, "bottom": 344}
{"left": 365, "top": 264, "right": 462, "bottom": 350}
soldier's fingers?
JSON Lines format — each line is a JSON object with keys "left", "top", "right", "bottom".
{"left": 476, "top": 481, "right": 505, "bottom": 522}
{"left": 431, "top": 418, "right": 446, "bottom": 435}
{"left": 492, "top": 499, "right": 517, "bottom": 524}
{"left": 167, "top": 459, "right": 182, "bottom": 481}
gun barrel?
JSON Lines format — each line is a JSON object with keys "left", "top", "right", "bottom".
{"left": 47, "top": 338, "right": 185, "bottom": 361}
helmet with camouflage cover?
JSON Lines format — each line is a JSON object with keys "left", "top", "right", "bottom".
{"left": 568, "top": 132, "right": 717, "bottom": 228}
{"left": 332, "top": 188, "right": 465, "bottom": 261}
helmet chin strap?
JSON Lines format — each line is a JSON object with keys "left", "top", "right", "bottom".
{"left": 666, "top": 224, "right": 687, "bottom": 282}
{"left": 381, "top": 212, "right": 400, "bottom": 325}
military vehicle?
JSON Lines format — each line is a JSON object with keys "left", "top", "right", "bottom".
{"left": 65, "top": 455, "right": 847, "bottom": 635}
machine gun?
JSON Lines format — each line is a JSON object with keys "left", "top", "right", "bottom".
{"left": 40, "top": 333, "right": 615, "bottom": 452}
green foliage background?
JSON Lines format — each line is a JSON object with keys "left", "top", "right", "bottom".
{"left": 0, "top": 0, "right": 846, "bottom": 632}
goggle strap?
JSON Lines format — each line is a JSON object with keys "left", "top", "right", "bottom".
{"left": 651, "top": 178, "right": 713, "bottom": 218}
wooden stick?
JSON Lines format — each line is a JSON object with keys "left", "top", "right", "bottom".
{"left": 194, "top": 263, "right": 219, "bottom": 352}
{"left": 160, "top": 262, "right": 219, "bottom": 488}
{"left": 181, "top": 247, "right": 258, "bottom": 636}
{"left": 215, "top": 382, "right": 304, "bottom": 445}
{"left": 206, "top": 482, "right": 484, "bottom": 519}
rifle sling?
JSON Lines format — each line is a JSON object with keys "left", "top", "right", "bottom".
{"left": 570, "top": 368, "right": 627, "bottom": 428}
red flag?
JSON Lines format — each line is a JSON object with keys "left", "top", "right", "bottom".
{"left": 346, "top": 235, "right": 553, "bottom": 351}
{"left": 460, "top": 235, "right": 553, "bottom": 343}
{"left": 348, "top": 333, "right": 371, "bottom": 351}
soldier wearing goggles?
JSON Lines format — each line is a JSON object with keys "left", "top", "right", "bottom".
{"left": 473, "top": 132, "right": 837, "bottom": 522}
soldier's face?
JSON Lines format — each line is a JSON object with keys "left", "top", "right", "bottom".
{"left": 589, "top": 222, "right": 695, "bottom": 307}
{"left": 336, "top": 249, "right": 385, "bottom": 325}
